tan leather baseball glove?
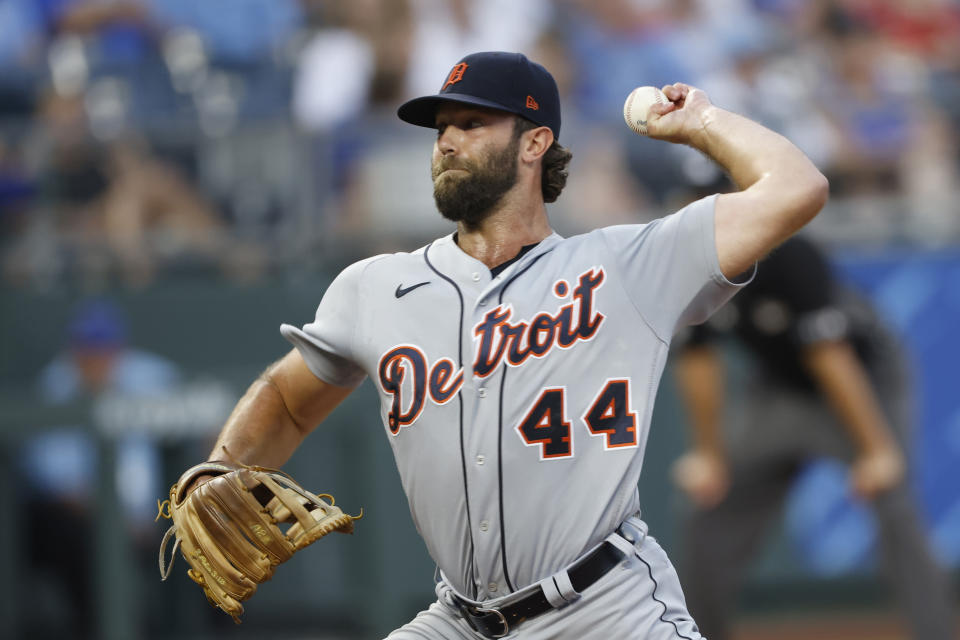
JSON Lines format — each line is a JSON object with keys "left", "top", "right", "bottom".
{"left": 157, "top": 456, "right": 360, "bottom": 623}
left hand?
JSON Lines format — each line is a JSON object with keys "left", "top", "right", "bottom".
{"left": 850, "top": 444, "right": 905, "bottom": 500}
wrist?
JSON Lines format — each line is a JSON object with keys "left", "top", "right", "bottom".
{"left": 687, "top": 105, "right": 721, "bottom": 153}
{"left": 692, "top": 444, "right": 726, "bottom": 460}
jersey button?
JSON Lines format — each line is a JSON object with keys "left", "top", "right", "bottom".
{"left": 476, "top": 455, "right": 485, "bottom": 465}
{"left": 472, "top": 272, "right": 481, "bottom": 282}
{"left": 477, "top": 388, "right": 487, "bottom": 398}
{"left": 479, "top": 520, "right": 489, "bottom": 532}
{"left": 488, "top": 583, "right": 498, "bottom": 593}
{"left": 478, "top": 298, "right": 487, "bottom": 306}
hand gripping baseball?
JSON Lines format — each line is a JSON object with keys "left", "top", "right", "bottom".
{"left": 644, "top": 83, "right": 715, "bottom": 144}
{"left": 157, "top": 450, "right": 361, "bottom": 623}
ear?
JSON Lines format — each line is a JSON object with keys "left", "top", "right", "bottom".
{"left": 520, "top": 126, "right": 554, "bottom": 164}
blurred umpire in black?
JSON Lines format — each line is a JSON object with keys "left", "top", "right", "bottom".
{"left": 670, "top": 234, "right": 956, "bottom": 640}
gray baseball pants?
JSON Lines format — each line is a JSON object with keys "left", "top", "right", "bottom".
{"left": 388, "top": 518, "right": 704, "bottom": 639}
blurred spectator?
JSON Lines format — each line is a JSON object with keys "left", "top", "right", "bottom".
{"left": 0, "top": 0, "right": 46, "bottom": 74}
{"left": 292, "top": 0, "right": 413, "bottom": 133}
{"left": 0, "top": 134, "right": 36, "bottom": 220}
{"left": 529, "top": 28, "right": 650, "bottom": 233}
{"left": 558, "top": 0, "right": 762, "bottom": 206}
{"left": 812, "top": 6, "right": 960, "bottom": 236}
{"left": 153, "top": 0, "right": 301, "bottom": 64}
{"left": 402, "top": 0, "right": 554, "bottom": 99}
{"left": 697, "top": 23, "right": 837, "bottom": 171}
{"left": 4, "top": 91, "right": 260, "bottom": 288}
{"left": 0, "top": 0, "right": 155, "bottom": 78}
{"left": 559, "top": 0, "right": 689, "bottom": 127}
{"left": 670, "top": 234, "right": 957, "bottom": 640}
{"left": 18, "top": 298, "right": 180, "bottom": 639}
{"left": 821, "top": 16, "right": 921, "bottom": 195}
{"left": 293, "top": 0, "right": 553, "bottom": 126}
{"left": 1, "top": 0, "right": 959, "bottom": 286}
{"left": 41, "top": 0, "right": 154, "bottom": 53}
{"left": 292, "top": 0, "right": 556, "bottom": 253}
{"left": 856, "top": 0, "right": 960, "bottom": 133}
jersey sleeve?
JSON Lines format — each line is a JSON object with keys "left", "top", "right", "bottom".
{"left": 279, "top": 258, "right": 375, "bottom": 388}
{"left": 599, "top": 194, "right": 752, "bottom": 340}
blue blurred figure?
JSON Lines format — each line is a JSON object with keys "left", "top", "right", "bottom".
{"left": 19, "top": 298, "right": 180, "bottom": 639}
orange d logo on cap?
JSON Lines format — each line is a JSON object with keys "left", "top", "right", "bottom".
{"left": 442, "top": 63, "right": 469, "bottom": 91}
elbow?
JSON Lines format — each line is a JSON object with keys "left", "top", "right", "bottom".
{"left": 799, "top": 170, "right": 830, "bottom": 224}
{"left": 810, "top": 170, "right": 830, "bottom": 211}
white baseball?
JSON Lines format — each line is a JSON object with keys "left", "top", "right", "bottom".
{"left": 623, "top": 86, "right": 666, "bottom": 136}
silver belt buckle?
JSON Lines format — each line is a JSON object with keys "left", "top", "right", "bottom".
{"left": 473, "top": 607, "right": 509, "bottom": 638}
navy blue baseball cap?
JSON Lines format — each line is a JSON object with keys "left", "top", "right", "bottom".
{"left": 398, "top": 51, "right": 561, "bottom": 140}
{"left": 68, "top": 299, "right": 127, "bottom": 349}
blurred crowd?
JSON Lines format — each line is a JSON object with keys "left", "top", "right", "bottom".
{"left": 1, "top": 0, "right": 959, "bottom": 290}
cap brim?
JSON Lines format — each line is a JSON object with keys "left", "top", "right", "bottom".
{"left": 397, "top": 93, "right": 516, "bottom": 129}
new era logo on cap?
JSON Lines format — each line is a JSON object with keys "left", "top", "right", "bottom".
{"left": 397, "top": 51, "right": 561, "bottom": 139}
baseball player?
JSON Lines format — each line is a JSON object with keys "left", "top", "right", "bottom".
{"left": 189, "top": 51, "right": 828, "bottom": 638}
{"left": 671, "top": 234, "right": 957, "bottom": 640}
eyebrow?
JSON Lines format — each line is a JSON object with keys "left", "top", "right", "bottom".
{"left": 435, "top": 107, "right": 504, "bottom": 125}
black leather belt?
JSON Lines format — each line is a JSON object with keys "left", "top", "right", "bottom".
{"left": 453, "top": 540, "right": 626, "bottom": 639}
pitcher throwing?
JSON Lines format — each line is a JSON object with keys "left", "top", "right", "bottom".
{"left": 182, "top": 51, "right": 829, "bottom": 638}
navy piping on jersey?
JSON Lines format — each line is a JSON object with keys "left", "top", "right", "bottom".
{"left": 496, "top": 253, "right": 547, "bottom": 594}
{"left": 636, "top": 552, "right": 697, "bottom": 640}
{"left": 489, "top": 242, "right": 537, "bottom": 278}
{"left": 423, "top": 242, "right": 476, "bottom": 593}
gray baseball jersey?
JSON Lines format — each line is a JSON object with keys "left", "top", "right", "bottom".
{"left": 282, "top": 194, "right": 743, "bottom": 602}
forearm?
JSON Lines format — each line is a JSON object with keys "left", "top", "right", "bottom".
{"left": 208, "top": 377, "right": 310, "bottom": 468}
{"left": 691, "top": 106, "right": 823, "bottom": 196}
{"left": 675, "top": 347, "right": 726, "bottom": 454}
{"left": 803, "top": 341, "right": 898, "bottom": 453}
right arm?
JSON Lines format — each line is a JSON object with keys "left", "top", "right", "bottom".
{"left": 207, "top": 348, "right": 355, "bottom": 468}
{"left": 648, "top": 84, "right": 829, "bottom": 279}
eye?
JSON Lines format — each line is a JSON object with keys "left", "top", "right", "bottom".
{"left": 468, "top": 119, "right": 484, "bottom": 129}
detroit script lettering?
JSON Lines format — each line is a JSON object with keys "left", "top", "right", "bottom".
{"left": 378, "top": 268, "right": 605, "bottom": 433}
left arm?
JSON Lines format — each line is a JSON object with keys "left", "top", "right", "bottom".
{"left": 648, "top": 84, "right": 830, "bottom": 278}
{"left": 671, "top": 345, "right": 732, "bottom": 508}
{"left": 803, "top": 340, "right": 905, "bottom": 499}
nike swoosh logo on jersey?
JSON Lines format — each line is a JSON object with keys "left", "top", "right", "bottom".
{"left": 395, "top": 281, "right": 431, "bottom": 298}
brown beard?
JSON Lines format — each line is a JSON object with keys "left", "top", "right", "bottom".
{"left": 431, "top": 135, "right": 520, "bottom": 229}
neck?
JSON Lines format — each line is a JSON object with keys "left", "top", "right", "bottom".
{"left": 456, "top": 201, "right": 552, "bottom": 268}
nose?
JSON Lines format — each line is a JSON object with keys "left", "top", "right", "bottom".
{"left": 436, "top": 125, "right": 460, "bottom": 156}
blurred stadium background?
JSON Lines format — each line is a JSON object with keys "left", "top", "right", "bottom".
{"left": 0, "top": 0, "right": 958, "bottom": 638}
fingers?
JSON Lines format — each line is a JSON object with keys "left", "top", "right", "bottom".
{"left": 650, "top": 101, "right": 676, "bottom": 116}
{"left": 660, "top": 83, "right": 690, "bottom": 103}
{"left": 650, "top": 83, "right": 692, "bottom": 117}
{"left": 187, "top": 474, "right": 216, "bottom": 496}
